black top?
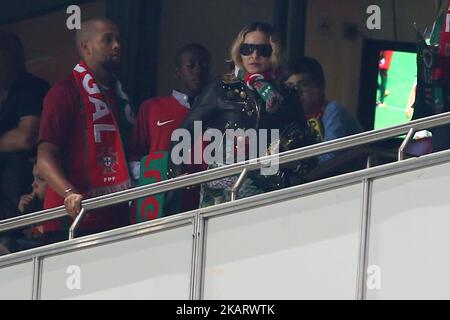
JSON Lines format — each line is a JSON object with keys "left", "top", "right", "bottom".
{"left": 0, "top": 71, "right": 49, "bottom": 136}
{"left": 0, "top": 72, "right": 49, "bottom": 220}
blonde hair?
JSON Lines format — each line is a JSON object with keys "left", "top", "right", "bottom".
{"left": 230, "top": 22, "right": 283, "bottom": 73}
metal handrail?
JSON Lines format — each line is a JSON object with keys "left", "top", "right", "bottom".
{"left": 68, "top": 208, "right": 86, "bottom": 240}
{"left": 1, "top": 111, "right": 450, "bottom": 233}
{"left": 398, "top": 128, "right": 416, "bottom": 161}
{"left": 231, "top": 168, "right": 249, "bottom": 201}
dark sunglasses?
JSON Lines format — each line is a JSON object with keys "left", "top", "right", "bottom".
{"left": 239, "top": 44, "right": 273, "bottom": 58}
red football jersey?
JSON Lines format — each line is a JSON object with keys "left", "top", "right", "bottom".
{"left": 130, "top": 96, "right": 191, "bottom": 158}
{"left": 130, "top": 95, "right": 204, "bottom": 215}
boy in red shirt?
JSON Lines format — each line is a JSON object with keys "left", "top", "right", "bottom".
{"left": 130, "top": 43, "right": 211, "bottom": 220}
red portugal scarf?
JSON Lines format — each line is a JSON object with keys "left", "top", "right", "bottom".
{"left": 72, "top": 61, "right": 131, "bottom": 197}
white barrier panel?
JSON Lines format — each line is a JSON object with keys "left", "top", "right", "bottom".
{"left": 368, "top": 161, "right": 450, "bottom": 300}
{"left": 203, "top": 184, "right": 363, "bottom": 300}
{"left": 0, "top": 261, "right": 33, "bottom": 300}
{"left": 39, "top": 225, "right": 193, "bottom": 300}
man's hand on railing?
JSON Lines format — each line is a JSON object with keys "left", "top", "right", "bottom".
{"left": 64, "top": 192, "right": 84, "bottom": 219}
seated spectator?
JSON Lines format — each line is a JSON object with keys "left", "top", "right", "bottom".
{"left": 0, "top": 162, "right": 49, "bottom": 255}
{"left": 130, "top": 43, "right": 211, "bottom": 220}
{"left": 0, "top": 31, "right": 50, "bottom": 221}
{"left": 18, "top": 162, "right": 48, "bottom": 214}
{"left": 279, "top": 57, "right": 363, "bottom": 164}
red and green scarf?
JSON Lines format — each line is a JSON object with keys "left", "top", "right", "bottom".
{"left": 72, "top": 61, "right": 132, "bottom": 197}
{"left": 236, "top": 68, "right": 283, "bottom": 113}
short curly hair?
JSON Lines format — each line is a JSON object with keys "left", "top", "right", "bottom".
{"left": 175, "top": 43, "right": 211, "bottom": 68}
{"left": 230, "top": 22, "right": 284, "bottom": 73}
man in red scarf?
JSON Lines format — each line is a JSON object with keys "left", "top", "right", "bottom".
{"left": 37, "top": 18, "right": 135, "bottom": 243}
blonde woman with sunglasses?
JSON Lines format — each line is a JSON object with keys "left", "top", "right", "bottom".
{"left": 173, "top": 22, "right": 316, "bottom": 207}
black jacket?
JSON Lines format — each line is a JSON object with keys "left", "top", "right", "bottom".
{"left": 179, "top": 76, "right": 312, "bottom": 150}
{"left": 170, "top": 76, "right": 317, "bottom": 183}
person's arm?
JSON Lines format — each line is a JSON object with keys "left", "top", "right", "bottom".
{"left": 322, "top": 103, "right": 356, "bottom": 142}
{"left": 37, "top": 80, "right": 83, "bottom": 218}
{"left": 0, "top": 116, "right": 40, "bottom": 152}
{"left": 169, "top": 82, "right": 216, "bottom": 177}
{"left": 318, "top": 103, "right": 350, "bottom": 163}
{"left": 179, "top": 82, "right": 217, "bottom": 133}
{"left": 0, "top": 75, "right": 49, "bottom": 152}
{"left": 320, "top": 103, "right": 362, "bottom": 163}
{"left": 37, "top": 142, "right": 82, "bottom": 218}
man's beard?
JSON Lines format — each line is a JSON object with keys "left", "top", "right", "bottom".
{"left": 102, "top": 57, "right": 121, "bottom": 73}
